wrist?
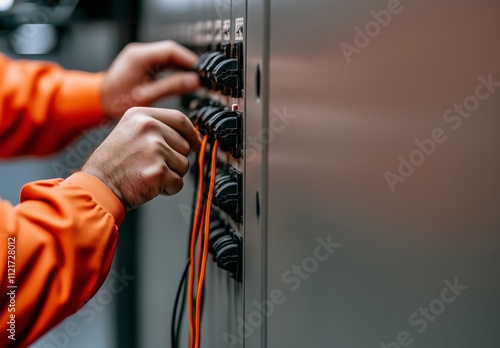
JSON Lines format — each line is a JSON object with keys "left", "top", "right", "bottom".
{"left": 80, "top": 164, "right": 129, "bottom": 211}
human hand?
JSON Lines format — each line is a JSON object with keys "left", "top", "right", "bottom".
{"left": 81, "top": 107, "right": 201, "bottom": 210}
{"left": 101, "top": 41, "right": 200, "bottom": 118}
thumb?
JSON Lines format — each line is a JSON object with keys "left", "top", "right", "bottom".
{"left": 141, "top": 72, "right": 200, "bottom": 104}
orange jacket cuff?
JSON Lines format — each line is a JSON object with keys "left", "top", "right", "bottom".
{"left": 64, "top": 172, "right": 125, "bottom": 225}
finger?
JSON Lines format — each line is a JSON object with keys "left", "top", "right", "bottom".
{"left": 163, "top": 146, "right": 190, "bottom": 177}
{"left": 163, "top": 171, "right": 184, "bottom": 195}
{"left": 136, "top": 41, "right": 199, "bottom": 70}
{"left": 150, "top": 131, "right": 190, "bottom": 175}
{"left": 143, "top": 108, "right": 202, "bottom": 151}
{"left": 161, "top": 126, "right": 191, "bottom": 156}
{"left": 141, "top": 72, "right": 200, "bottom": 104}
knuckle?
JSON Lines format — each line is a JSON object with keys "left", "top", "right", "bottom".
{"left": 138, "top": 116, "right": 159, "bottom": 133}
{"left": 150, "top": 135, "right": 165, "bottom": 148}
{"left": 122, "top": 109, "right": 133, "bottom": 120}
{"left": 163, "top": 40, "right": 175, "bottom": 50}
{"left": 172, "top": 110, "right": 188, "bottom": 125}
{"left": 149, "top": 163, "right": 168, "bottom": 181}
{"left": 124, "top": 106, "right": 144, "bottom": 118}
{"left": 179, "top": 156, "right": 190, "bottom": 176}
{"left": 171, "top": 175, "right": 184, "bottom": 193}
{"left": 179, "top": 139, "right": 190, "bottom": 155}
{"left": 124, "top": 42, "right": 141, "bottom": 55}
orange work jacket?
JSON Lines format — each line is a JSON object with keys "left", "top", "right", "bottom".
{"left": 0, "top": 54, "right": 125, "bottom": 347}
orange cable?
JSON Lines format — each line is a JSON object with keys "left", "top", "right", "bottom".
{"left": 194, "top": 140, "right": 219, "bottom": 348}
{"left": 188, "top": 134, "right": 208, "bottom": 348}
{"left": 197, "top": 212, "right": 205, "bottom": 280}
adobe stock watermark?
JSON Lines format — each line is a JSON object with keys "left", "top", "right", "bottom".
{"left": 177, "top": 106, "right": 297, "bottom": 225}
{"left": 223, "top": 235, "right": 341, "bottom": 347}
{"left": 51, "top": 119, "right": 114, "bottom": 178}
{"left": 40, "top": 267, "right": 135, "bottom": 348}
{"left": 384, "top": 74, "right": 500, "bottom": 192}
{"left": 108, "top": 63, "right": 171, "bottom": 116}
{"left": 380, "top": 277, "right": 468, "bottom": 348}
{"left": 8, "top": 0, "right": 78, "bottom": 47}
{"left": 339, "top": 0, "right": 415, "bottom": 64}
{"left": 245, "top": 106, "right": 296, "bottom": 162}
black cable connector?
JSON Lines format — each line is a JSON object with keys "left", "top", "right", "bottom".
{"left": 195, "top": 42, "right": 243, "bottom": 98}
{"left": 207, "top": 110, "right": 243, "bottom": 158}
{"left": 212, "top": 166, "right": 242, "bottom": 223}
{"left": 208, "top": 212, "right": 242, "bottom": 282}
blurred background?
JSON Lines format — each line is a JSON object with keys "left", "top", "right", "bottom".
{"left": 0, "top": 1, "right": 142, "bottom": 347}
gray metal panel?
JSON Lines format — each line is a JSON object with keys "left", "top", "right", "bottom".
{"left": 266, "top": 1, "right": 500, "bottom": 347}
{"left": 137, "top": 3, "right": 205, "bottom": 343}
{"left": 139, "top": 0, "right": 196, "bottom": 42}
{"left": 244, "top": 0, "right": 269, "bottom": 348}
{"left": 138, "top": 1, "right": 246, "bottom": 347}
{"left": 137, "top": 2, "right": 199, "bottom": 346}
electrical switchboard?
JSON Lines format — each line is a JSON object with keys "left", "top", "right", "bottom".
{"left": 138, "top": 1, "right": 500, "bottom": 347}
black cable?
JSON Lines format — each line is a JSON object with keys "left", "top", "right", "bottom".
{"left": 172, "top": 151, "right": 200, "bottom": 348}
{"left": 171, "top": 260, "right": 190, "bottom": 348}
{"left": 175, "top": 268, "right": 188, "bottom": 347}
{"left": 204, "top": 141, "right": 213, "bottom": 199}
{"left": 171, "top": 138, "right": 212, "bottom": 347}
{"left": 188, "top": 151, "right": 200, "bottom": 255}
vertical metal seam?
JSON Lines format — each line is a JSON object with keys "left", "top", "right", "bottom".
{"left": 261, "top": 0, "right": 270, "bottom": 347}
{"left": 242, "top": 0, "right": 247, "bottom": 347}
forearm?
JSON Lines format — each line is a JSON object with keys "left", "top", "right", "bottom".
{"left": 0, "top": 55, "right": 107, "bottom": 157}
{"left": 0, "top": 172, "right": 124, "bottom": 347}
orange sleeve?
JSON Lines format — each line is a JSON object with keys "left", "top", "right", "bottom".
{"left": 0, "top": 171, "right": 125, "bottom": 347}
{"left": 0, "top": 54, "right": 107, "bottom": 157}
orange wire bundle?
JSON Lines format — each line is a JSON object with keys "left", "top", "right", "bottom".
{"left": 187, "top": 136, "right": 219, "bottom": 348}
